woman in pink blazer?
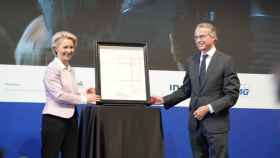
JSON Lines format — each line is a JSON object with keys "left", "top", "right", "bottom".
{"left": 41, "top": 31, "right": 100, "bottom": 158}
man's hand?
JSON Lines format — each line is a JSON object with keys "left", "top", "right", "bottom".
{"left": 148, "top": 96, "right": 164, "bottom": 105}
{"left": 193, "top": 105, "right": 209, "bottom": 120}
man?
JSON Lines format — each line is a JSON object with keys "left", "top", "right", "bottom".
{"left": 150, "top": 22, "right": 240, "bottom": 158}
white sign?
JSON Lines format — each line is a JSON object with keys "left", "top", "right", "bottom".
{"left": 0, "top": 65, "right": 279, "bottom": 109}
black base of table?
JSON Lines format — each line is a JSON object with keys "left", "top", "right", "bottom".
{"left": 79, "top": 105, "right": 164, "bottom": 158}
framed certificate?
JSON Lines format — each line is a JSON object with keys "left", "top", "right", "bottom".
{"left": 95, "top": 42, "right": 150, "bottom": 105}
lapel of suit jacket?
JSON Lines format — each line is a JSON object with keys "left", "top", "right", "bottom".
{"left": 199, "top": 50, "right": 219, "bottom": 92}
{"left": 192, "top": 53, "right": 200, "bottom": 93}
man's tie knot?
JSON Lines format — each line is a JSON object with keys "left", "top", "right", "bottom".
{"left": 202, "top": 54, "right": 208, "bottom": 61}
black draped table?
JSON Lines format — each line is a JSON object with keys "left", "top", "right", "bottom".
{"left": 79, "top": 105, "right": 164, "bottom": 158}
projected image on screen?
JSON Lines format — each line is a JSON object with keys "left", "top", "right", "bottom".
{"left": 0, "top": 0, "right": 280, "bottom": 74}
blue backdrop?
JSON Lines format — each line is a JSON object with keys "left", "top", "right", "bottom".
{"left": 0, "top": 102, "right": 280, "bottom": 158}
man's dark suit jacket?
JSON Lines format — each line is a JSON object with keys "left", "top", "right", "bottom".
{"left": 163, "top": 50, "right": 240, "bottom": 133}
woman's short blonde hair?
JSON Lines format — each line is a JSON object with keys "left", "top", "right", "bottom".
{"left": 51, "top": 31, "right": 78, "bottom": 55}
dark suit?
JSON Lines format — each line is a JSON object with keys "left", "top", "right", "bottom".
{"left": 163, "top": 50, "right": 240, "bottom": 158}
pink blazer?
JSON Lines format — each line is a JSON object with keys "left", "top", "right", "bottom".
{"left": 43, "top": 58, "right": 84, "bottom": 118}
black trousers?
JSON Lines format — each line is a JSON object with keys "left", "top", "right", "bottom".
{"left": 189, "top": 124, "right": 228, "bottom": 158}
{"left": 41, "top": 113, "right": 78, "bottom": 158}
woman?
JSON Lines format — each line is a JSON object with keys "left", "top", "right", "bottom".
{"left": 42, "top": 31, "right": 99, "bottom": 158}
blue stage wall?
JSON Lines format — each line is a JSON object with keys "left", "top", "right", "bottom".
{"left": 0, "top": 102, "right": 280, "bottom": 158}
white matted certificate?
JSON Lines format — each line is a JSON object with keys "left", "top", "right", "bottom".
{"left": 95, "top": 42, "right": 150, "bottom": 105}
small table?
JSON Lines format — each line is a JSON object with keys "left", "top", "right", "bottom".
{"left": 79, "top": 105, "right": 164, "bottom": 158}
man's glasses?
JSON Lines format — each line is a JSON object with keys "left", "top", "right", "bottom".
{"left": 194, "top": 34, "right": 209, "bottom": 40}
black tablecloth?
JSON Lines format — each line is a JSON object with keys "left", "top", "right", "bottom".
{"left": 79, "top": 105, "right": 164, "bottom": 158}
